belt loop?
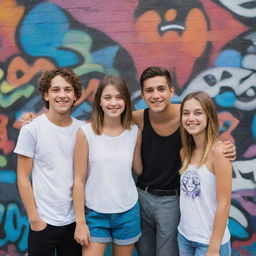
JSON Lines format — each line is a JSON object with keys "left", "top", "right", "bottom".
{"left": 145, "top": 185, "right": 148, "bottom": 192}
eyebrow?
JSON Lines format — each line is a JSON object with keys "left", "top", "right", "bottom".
{"left": 183, "top": 108, "right": 204, "bottom": 111}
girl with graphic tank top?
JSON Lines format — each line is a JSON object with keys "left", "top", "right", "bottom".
{"left": 178, "top": 91, "right": 232, "bottom": 256}
{"left": 72, "top": 75, "right": 143, "bottom": 256}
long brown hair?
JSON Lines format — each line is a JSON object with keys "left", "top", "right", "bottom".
{"left": 179, "top": 91, "right": 219, "bottom": 174}
{"left": 91, "top": 75, "right": 133, "bottom": 135}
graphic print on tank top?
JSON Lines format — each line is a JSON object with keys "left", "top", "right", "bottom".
{"left": 181, "top": 169, "right": 201, "bottom": 199}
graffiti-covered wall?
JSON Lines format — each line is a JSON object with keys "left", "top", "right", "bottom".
{"left": 0, "top": 0, "right": 255, "bottom": 255}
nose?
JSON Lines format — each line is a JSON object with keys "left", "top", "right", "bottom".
{"left": 188, "top": 113, "right": 195, "bottom": 121}
{"left": 110, "top": 98, "right": 118, "bottom": 105}
{"left": 152, "top": 89, "right": 160, "bottom": 99}
{"left": 59, "top": 89, "right": 66, "bottom": 98}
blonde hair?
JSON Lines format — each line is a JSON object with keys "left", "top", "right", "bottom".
{"left": 179, "top": 91, "right": 219, "bottom": 174}
{"left": 91, "top": 75, "right": 133, "bottom": 135}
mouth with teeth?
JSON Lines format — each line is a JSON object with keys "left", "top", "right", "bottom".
{"left": 151, "top": 100, "right": 163, "bottom": 104}
{"left": 107, "top": 108, "right": 121, "bottom": 111}
{"left": 187, "top": 124, "right": 199, "bottom": 128}
{"left": 56, "top": 101, "right": 69, "bottom": 104}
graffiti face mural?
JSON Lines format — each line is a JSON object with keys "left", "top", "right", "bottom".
{"left": 134, "top": 0, "right": 210, "bottom": 87}
{"left": 0, "top": 0, "right": 255, "bottom": 255}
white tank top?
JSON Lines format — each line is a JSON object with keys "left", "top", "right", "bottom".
{"left": 81, "top": 123, "right": 138, "bottom": 213}
{"left": 178, "top": 164, "right": 230, "bottom": 244}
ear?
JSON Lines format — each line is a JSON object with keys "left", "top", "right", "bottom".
{"left": 169, "top": 86, "right": 175, "bottom": 96}
{"left": 140, "top": 90, "right": 144, "bottom": 100}
{"left": 44, "top": 93, "right": 49, "bottom": 102}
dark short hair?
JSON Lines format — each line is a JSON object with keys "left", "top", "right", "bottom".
{"left": 140, "top": 66, "right": 173, "bottom": 89}
{"left": 38, "top": 68, "right": 82, "bottom": 108}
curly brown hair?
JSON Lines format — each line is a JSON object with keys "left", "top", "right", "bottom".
{"left": 38, "top": 68, "right": 82, "bottom": 109}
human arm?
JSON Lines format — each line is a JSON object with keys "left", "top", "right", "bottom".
{"left": 206, "top": 143, "right": 232, "bottom": 256}
{"left": 132, "top": 127, "right": 143, "bottom": 176}
{"left": 73, "top": 128, "right": 91, "bottom": 246}
{"left": 222, "top": 140, "right": 236, "bottom": 161}
{"left": 17, "top": 155, "right": 47, "bottom": 231}
{"left": 20, "top": 112, "right": 37, "bottom": 125}
{"left": 132, "top": 109, "right": 144, "bottom": 130}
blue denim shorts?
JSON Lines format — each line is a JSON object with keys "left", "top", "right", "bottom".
{"left": 178, "top": 232, "right": 231, "bottom": 256}
{"left": 85, "top": 201, "right": 141, "bottom": 245}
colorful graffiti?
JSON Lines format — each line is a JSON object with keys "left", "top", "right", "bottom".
{"left": 0, "top": 0, "right": 255, "bottom": 255}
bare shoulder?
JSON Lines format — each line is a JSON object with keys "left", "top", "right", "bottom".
{"left": 172, "top": 103, "right": 181, "bottom": 121}
{"left": 133, "top": 109, "right": 144, "bottom": 129}
{"left": 209, "top": 141, "right": 231, "bottom": 168}
{"left": 211, "top": 141, "right": 225, "bottom": 157}
{"left": 174, "top": 103, "right": 181, "bottom": 111}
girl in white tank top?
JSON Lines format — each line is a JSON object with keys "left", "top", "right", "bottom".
{"left": 178, "top": 91, "right": 232, "bottom": 256}
{"left": 72, "top": 75, "right": 143, "bottom": 256}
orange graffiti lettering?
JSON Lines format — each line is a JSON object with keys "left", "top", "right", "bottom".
{"left": 7, "top": 56, "right": 55, "bottom": 86}
{"left": 0, "top": 0, "right": 25, "bottom": 61}
{"left": 218, "top": 112, "right": 239, "bottom": 143}
{"left": 0, "top": 114, "right": 14, "bottom": 154}
{"left": 74, "top": 78, "right": 100, "bottom": 106}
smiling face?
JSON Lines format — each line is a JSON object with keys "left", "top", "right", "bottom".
{"left": 100, "top": 84, "right": 125, "bottom": 119}
{"left": 44, "top": 75, "right": 76, "bottom": 115}
{"left": 141, "top": 76, "right": 174, "bottom": 113}
{"left": 182, "top": 98, "right": 208, "bottom": 137}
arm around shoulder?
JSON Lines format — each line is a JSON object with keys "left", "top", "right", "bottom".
{"left": 132, "top": 127, "right": 143, "bottom": 176}
{"left": 132, "top": 109, "right": 144, "bottom": 130}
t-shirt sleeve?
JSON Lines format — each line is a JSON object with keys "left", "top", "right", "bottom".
{"left": 13, "top": 125, "right": 36, "bottom": 158}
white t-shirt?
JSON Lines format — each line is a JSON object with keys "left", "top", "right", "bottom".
{"left": 14, "top": 114, "right": 83, "bottom": 226}
{"left": 81, "top": 123, "right": 138, "bottom": 213}
{"left": 178, "top": 164, "right": 230, "bottom": 245}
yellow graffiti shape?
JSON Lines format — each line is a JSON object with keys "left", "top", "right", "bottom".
{"left": 7, "top": 56, "right": 55, "bottom": 86}
{"left": 1, "top": 80, "right": 16, "bottom": 93}
{"left": 0, "top": 85, "right": 34, "bottom": 108}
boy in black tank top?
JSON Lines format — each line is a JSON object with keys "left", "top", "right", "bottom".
{"left": 133, "top": 66, "right": 236, "bottom": 256}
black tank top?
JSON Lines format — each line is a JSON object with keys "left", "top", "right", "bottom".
{"left": 138, "top": 108, "right": 181, "bottom": 190}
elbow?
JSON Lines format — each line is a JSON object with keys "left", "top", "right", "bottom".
{"left": 217, "top": 201, "right": 231, "bottom": 216}
{"left": 136, "top": 169, "right": 143, "bottom": 176}
{"left": 133, "top": 168, "right": 142, "bottom": 176}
